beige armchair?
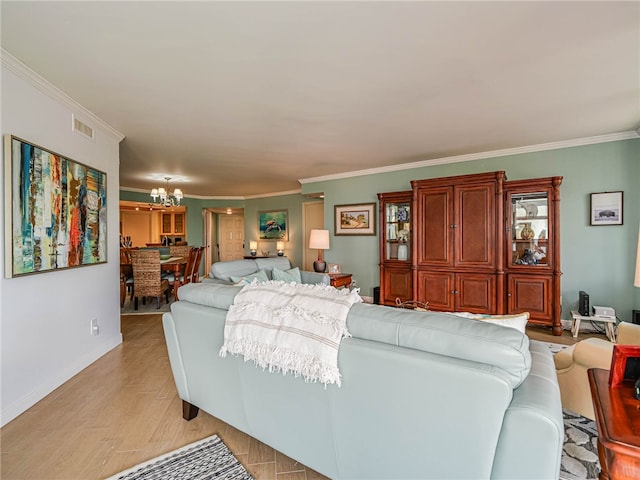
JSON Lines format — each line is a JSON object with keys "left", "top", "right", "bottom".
{"left": 554, "top": 321, "right": 640, "bottom": 419}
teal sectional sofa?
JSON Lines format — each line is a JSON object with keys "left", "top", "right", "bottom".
{"left": 163, "top": 282, "right": 563, "bottom": 479}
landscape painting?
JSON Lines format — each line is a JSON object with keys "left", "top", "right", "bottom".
{"left": 4, "top": 135, "right": 107, "bottom": 277}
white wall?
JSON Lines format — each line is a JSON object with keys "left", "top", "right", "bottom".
{"left": 1, "top": 51, "right": 124, "bottom": 425}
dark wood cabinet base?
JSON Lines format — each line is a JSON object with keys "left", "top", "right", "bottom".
{"left": 182, "top": 400, "right": 199, "bottom": 420}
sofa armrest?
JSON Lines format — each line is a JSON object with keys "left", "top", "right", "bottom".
{"left": 554, "top": 338, "right": 614, "bottom": 372}
{"left": 300, "top": 270, "right": 330, "bottom": 285}
{"left": 618, "top": 321, "right": 640, "bottom": 345}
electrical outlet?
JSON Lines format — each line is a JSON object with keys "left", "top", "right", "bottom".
{"left": 90, "top": 318, "right": 99, "bottom": 336}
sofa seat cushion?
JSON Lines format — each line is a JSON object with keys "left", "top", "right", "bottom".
{"left": 346, "top": 303, "right": 531, "bottom": 388}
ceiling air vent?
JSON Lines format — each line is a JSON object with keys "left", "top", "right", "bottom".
{"left": 72, "top": 115, "right": 94, "bottom": 140}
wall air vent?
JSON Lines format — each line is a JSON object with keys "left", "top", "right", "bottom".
{"left": 72, "top": 115, "right": 95, "bottom": 140}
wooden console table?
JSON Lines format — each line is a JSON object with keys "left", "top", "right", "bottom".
{"left": 329, "top": 273, "right": 352, "bottom": 289}
{"left": 588, "top": 368, "right": 640, "bottom": 480}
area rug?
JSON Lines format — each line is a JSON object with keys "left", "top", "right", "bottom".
{"left": 120, "top": 296, "right": 174, "bottom": 315}
{"left": 560, "top": 409, "right": 601, "bottom": 480}
{"left": 105, "top": 434, "right": 253, "bottom": 480}
{"left": 544, "top": 341, "right": 570, "bottom": 354}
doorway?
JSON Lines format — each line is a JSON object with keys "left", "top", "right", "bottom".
{"left": 302, "top": 201, "right": 324, "bottom": 271}
{"left": 204, "top": 208, "right": 245, "bottom": 272}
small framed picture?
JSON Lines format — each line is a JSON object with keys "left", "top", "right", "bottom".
{"left": 609, "top": 345, "right": 640, "bottom": 387}
{"left": 335, "top": 203, "right": 376, "bottom": 236}
{"left": 590, "top": 191, "right": 623, "bottom": 226}
{"left": 328, "top": 263, "right": 341, "bottom": 274}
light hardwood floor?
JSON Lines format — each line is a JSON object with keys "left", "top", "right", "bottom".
{"left": 1, "top": 314, "right": 607, "bottom": 480}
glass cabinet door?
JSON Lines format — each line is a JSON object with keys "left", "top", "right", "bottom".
{"left": 509, "top": 192, "right": 549, "bottom": 266}
{"left": 385, "top": 202, "right": 411, "bottom": 261}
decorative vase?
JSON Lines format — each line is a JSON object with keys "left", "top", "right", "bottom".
{"left": 521, "top": 223, "right": 535, "bottom": 240}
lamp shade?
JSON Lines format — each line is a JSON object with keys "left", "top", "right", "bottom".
{"left": 309, "top": 229, "right": 330, "bottom": 250}
{"left": 635, "top": 226, "right": 640, "bottom": 287}
{"left": 276, "top": 241, "right": 285, "bottom": 251}
{"left": 249, "top": 241, "right": 258, "bottom": 250}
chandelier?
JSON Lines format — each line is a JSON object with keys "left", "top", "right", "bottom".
{"left": 150, "top": 177, "right": 184, "bottom": 206}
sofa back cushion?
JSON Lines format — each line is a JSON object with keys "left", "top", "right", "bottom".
{"left": 210, "top": 259, "right": 258, "bottom": 281}
{"left": 346, "top": 303, "right": 531, "bottom": 388}
{"left": 254, "top": 257, "right": 292, "bottom": 277}
{"left": 177, "top": 283, "right": 243, "bottom": 309}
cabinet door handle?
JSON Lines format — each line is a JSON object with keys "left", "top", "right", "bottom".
{"left": 450, "top": 224, "right": 457, "bottom": 228}
{"left": 450, "top": 289, "right": 458, "bottom": 295}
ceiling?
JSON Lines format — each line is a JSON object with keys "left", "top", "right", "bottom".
{"left": 2, "top": 1, "right": 639, "bottom": 198}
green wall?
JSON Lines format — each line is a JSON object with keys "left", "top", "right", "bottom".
{"left": 303, "top": 138, "right": 640, "bottom": 322}
{"left": 121, "top": 138, "right": 640, "bottom": 322}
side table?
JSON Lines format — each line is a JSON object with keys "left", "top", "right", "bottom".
{"left": 588, "top": 368, "right": 640, "bottom": 480}
{"left": 328, "top": 273, "right": 352, "bottom": 289}
{"left": 571, "top": 311, "right": 617, "bottom": 342}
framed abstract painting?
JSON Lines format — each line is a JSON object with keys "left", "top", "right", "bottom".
{"left": 4, "top": 135, "right": 108, "bottom": 277}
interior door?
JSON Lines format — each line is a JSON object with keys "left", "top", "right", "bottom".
{"left": 219, "top": 214, "right": 245, "bottom": 261}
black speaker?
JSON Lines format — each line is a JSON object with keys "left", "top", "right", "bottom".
{"left": 373, "top": 286, "right": 380, "bottom": 305}
{"left": 633, "top": 309, "right": 640, "bottom": 325}
{"left": 578, "top": 291, "right": 590, "bottom": 316}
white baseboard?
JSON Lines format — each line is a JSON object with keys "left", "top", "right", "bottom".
{"left": 0, "top": 334, "right": 122, "bottom": 427}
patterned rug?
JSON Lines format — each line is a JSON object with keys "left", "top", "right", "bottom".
{"left": 561, "top": 409, "right": 601, "bottom": 480}
{"left": 120, "top": 296, "right": 174, "bottom": 315}
{"left": 105, "top": 435, "right": 253, "bottom": 480}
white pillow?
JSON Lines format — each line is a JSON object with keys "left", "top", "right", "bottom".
{"left": 452, "top": 312, "right": 529, "bottom": 334}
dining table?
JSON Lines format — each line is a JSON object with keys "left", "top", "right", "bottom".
{"left": 161, "top": 256, "right": 188, "bottom": 299}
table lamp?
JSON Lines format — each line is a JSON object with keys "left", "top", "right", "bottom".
{"left": 276, "top": 241, "right": 285, "bottom": 256}
{"left": 249, "top": 241, "right": 257, "bottom": 257}
{"left": 309, "top": 229, "right": 330, "bottom": 273}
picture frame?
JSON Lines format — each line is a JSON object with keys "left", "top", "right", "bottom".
{"left": 334, "top": 203, "right": 376, "bottom": 236}
{"left": 258, "top": 209, "right": 288, "bottom": 240}
{"left": 590, "top": 191, "right": 623, "bottom": 226}
{"left": 4, "top": 135, "right": 107, "bottom": 278}
{"left": 328, "top": 263, "right": 341, "bottom": 274}
{"left": 609, "top": 344, "right": 640, "bottom": 387}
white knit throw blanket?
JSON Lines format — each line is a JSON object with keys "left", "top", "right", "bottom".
{"left": 220, "top": 280, "right": 362, "bottom": 386}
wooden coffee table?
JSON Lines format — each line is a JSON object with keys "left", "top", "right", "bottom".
{"left": 588, "top": 368, "right": 640, "bottom": 480}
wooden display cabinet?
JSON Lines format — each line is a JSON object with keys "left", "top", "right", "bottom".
{"left": 377, "top": 191, "right": 412, "bottom": 306}
{"left": 505, "top": 177, "right": 563, "bottom": 334}
{"left": 411, "top": 172, "right": 505, "bottom": 314}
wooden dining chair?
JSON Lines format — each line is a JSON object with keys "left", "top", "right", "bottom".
{"left": 169, "top": 245, "right": 190, "bottom": 259}
{"left": 191, "top": 246, "right": 205, "bottom": 283}
{"left": 183, "top": 246, "right": 204, "bottom": 285}
{"left": 130, "top": 249, "right": 171, "bottom": 310}
{"left": 120, "top": 248, "right": 134, "bottom": 308}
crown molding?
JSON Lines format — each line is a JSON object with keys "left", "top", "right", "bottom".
{"left": 1, "top": 49, "right": 124, "bottom": 142}
{"left": 299, "top": 131, "right": 640, "bottom": 185}
{"left": 120, "top": 185, "right": 301, "bottom": 201}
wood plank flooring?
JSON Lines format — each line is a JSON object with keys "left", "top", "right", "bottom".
{"left": 1, "top": 314, "right": 607, "bottom": 480}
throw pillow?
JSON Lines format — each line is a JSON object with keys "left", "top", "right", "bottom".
{"left": 230, "top": 269, "right": 269, "bottom": 285}
{"left": 272, "top": 266, "right": 302, "bottom": 284}
{"left": 452, "top": 312, "right": 529, "bottom": 334}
